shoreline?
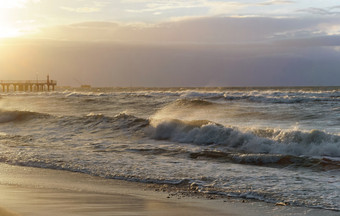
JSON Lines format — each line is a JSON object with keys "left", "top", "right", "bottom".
{"left": 0, "top": 163, "right": 338, "bottom": 216}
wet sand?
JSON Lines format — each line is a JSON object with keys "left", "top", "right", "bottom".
{"left": 0, "top": 163, "right": 337, "bottom": 216}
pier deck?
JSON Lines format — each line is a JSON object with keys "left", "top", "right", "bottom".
{"left": 0, "top": 77, "right": 57, "bottom": 92}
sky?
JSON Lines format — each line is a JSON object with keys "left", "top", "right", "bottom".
{"left": 0, "top": 0, "right": 340, "bottom": 87}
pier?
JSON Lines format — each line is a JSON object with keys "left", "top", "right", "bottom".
{"left": 0, "top": 75, "right": 57, "bottom": 92}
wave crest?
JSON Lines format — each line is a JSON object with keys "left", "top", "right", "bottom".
{"left": 0, "top": 110, "right": 48, "bottom": 123}
{"left": 149, "top": 119, "right": 340, "bottom": 157}
{"left": 173, "top": 99, "right": 215, "bottom": 107}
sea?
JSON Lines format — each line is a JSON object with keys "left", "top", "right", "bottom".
{"left": 0, "top": 86, "right": 339, "bottom": 211}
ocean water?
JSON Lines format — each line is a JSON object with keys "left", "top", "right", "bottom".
{"left": 0, "top": 87, "right": 339, "bottom": 211}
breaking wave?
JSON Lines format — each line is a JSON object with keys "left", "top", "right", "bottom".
{"left": 54, "top": 88, "right": 340, "bottom": 105}
{"left": 64, "top": 91, "right": 109, "bottom": 98}
{"left": 180, "top": 89, "right": 340, "bottom": 104}
{"left": 149, "top": 119, "right": 340, "bottom": 158}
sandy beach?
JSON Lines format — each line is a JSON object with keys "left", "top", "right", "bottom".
{"left": 0, "top": 163, "right": 337, "bottom": 216}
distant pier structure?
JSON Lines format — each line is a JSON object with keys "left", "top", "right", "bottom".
{"left": 0, "top": 75, "right": 57, "bottom": 92}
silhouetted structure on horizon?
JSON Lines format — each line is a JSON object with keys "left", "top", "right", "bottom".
{"left": 0, "top": 75, "right": 57, "bottom": 92}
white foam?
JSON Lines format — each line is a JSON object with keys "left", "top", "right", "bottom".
{"left": 149, "top": 119, "right": 340, "bottom": 157}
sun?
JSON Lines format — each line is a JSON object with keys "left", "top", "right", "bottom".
{"left": 0, "top": 0, "right": 28, "bottom": 38}
{"left": 0, "top": 0, "right": 27, "bottom": 9}
{"left": 0, "top": 15, "right": 18, "bottom": 39}
{"left": 0, "top": 16, "right": 20, "bottom": 38}
{"left": 0, "top": 24, "right": 21, "bottom": 38}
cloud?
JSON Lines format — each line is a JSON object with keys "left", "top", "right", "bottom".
{"left": 60, "top": 6, "right": 101, "bottom": 13}
{"left": 122, "top": 0, "right": 297, "bottom": 18}
{"left": 0, "top": 0, "right": 39, "bottom": 9}
{"left": 123, "top": 0, "right": 247, "bottom": 16}
{"left": 59, "top": 1, "right": 110, "bottom": 13}
{"left": 36, "top": 16, "right": 340, "bottom": 45}
{"left": 22, "top": 15, "right": 340, "bottom": 86}
{"left": 298, "top": 7, "right": 340, "bottom": 16}
{"left": 2, "top": 38, "right": 340, "bottom": 87}
{"left": 258, "top": 0, "right": 295, "bottom": 6}
{"left": 125, "top": 1, "right": 206, "bottom": 14}
{"left": 331, "top": 5, "right": 340, "bottom": 9}
{"left": 202, "top": 1, "right": 247, "bottom": 15}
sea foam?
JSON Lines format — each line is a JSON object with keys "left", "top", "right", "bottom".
{"left": 149, "top": 119, "right": 340, "bottom": 157}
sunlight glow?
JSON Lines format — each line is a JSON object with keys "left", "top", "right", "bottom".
{"left": 0, "top": 25, "right": 21, "bottom": 38}
{"left": 0, "top": 0, "right": 28, "bottom": 9}
{"left": 0, "top": 16, "right": 21, "bottom": 38}
{"left": 0, "top": 1, "right": 24, "bottom": 38}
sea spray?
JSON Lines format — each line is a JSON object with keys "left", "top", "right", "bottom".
{"left": 149, "top": 118, "right": 340, "bottom": 157}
